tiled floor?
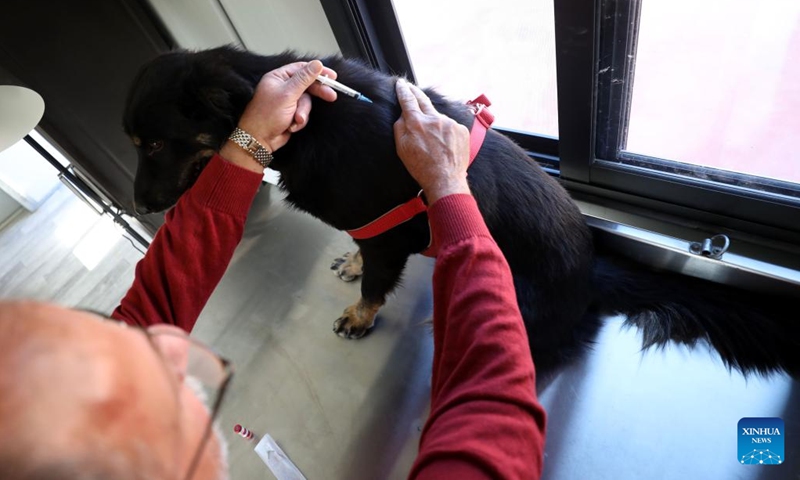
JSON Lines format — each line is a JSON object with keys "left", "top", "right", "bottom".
{"left": 0, "top": 184, "right": 143, "bottom": 312}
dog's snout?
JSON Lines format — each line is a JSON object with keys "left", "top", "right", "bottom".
{"left": 132, "top": 200, "right": 151, "bottom": 215}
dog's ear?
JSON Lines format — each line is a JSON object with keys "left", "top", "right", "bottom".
{"left": 195, "top": 71, "right": 254, "bottom": 122}
{"left": 199, "top": 87, "right": 235, "bottom": 118}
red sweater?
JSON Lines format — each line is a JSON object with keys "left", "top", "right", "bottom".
{"left": 112, "top": 154, "right": 546, "bottom": 478}
{"left": 112, "top": 154, "right": 263, "bottom": 330}
{"left": 410, "top": 195, "right": 546, "bottom": 479}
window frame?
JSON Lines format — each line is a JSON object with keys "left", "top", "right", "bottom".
{"left": 319, "top": 0, "right": 800, "bottom": 245}
{"left": 558, "top": 0, "right": 800, "bottom": 242}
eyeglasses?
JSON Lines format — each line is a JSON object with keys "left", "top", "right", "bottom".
{"left": 142, "top": 325, "right": 235, "bottom": 480}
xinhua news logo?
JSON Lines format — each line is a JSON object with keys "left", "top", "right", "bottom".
{"left": 738, "top": 417, "right": 784, "bottom": 465}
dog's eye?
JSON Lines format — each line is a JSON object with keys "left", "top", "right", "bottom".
{"left": 148, "top": 140, "right": 164, "bottom": 153}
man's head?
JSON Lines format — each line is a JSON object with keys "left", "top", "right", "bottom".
{"left": 0, "top": 300, "right": 228, "bottom": 480}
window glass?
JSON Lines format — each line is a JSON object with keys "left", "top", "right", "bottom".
{"left": 392, "top": 0, "right": 559, "bottom": 137}
{"left": 625, "top": 0, "right": 800, "bottom": 187}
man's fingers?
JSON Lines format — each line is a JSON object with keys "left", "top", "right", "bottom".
{"left": 290, "top": 94, "right": 312, "bottom": 132}
{"left": 397, "top": 78, "right": 438, "bottom": 120}
{"left": 301, "top": 64, "right": 337, "bottom": 101}
{"left": 408, "top": 83, "right": 437, "bottom": 115}
{"left": 393, "top": 117, "right": 405, "bottom": 139}
{"left": 320, "top": 66, "right": 337, "bottom": 80}
{"left": 270, "top": 62, "right": 337, "bottom": 81}
{"left": 266, "top": 61, "right": 309, "bottom": 80}
{"left": 306, "top": 83, "right": 338, "bottom": 102}
{"left": 285, "top": 60, "right": 325, "bottom": 96}
{"left": 395, "top": 78, "right": 422, "bottom": 115}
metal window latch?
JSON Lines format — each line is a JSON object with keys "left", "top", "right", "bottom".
{"left": 689, "top": 234, "right": 730, "bottom": 260}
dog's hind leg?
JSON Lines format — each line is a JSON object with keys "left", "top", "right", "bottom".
{"left": 333, "top": 246, "right": 409, "bottom": 339}
{"left": 330, "top": 250, "right": 363, "bottom": 282}
{"left": 513, "top": 272, "right": 599, "bottom": 381}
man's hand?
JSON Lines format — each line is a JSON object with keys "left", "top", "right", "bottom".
{"left": 221, "top": 60, "right": 338, "bottom": 172}
{"left": 393, "top": 78, "right": 471, "bottom": 205}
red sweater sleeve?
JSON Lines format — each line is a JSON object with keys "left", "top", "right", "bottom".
{"left": 409, "top": 194, "right": 546, "bottom": 480}
{"left": 111, "top": 154, "right": 263, "bottom": 331}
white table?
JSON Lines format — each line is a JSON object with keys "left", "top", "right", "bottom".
{"left": 0, "top": 85, "right": 43, "bottom": 154}
{"left": 0, "top": 86, "right": 44, "bottom": 221}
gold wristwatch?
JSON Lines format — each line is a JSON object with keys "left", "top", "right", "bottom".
{"left": 228, "top": 127, "right": 273, "bottom": 168}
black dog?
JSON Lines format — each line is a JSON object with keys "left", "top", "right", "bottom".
{"left": 124, "top": 46, "right": 799, "bottom": 377}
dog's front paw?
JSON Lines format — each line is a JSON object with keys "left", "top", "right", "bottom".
{"left": 333, "top": 299, "right": 380, "bottom": 339}
{"left": 330, "top": 250, "right": 363, "bottom": 282}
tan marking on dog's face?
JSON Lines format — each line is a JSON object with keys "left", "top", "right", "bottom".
{"left": 195, "top": 133, "right": 215, "bottom": 146}
{"left": 177, "top": 149, "right": 216, "bottom": 187}
{"left": 195, "top": 148, "right": 216, "bottom": 160}
{"left": 132, "top": 136, "right": 141, "bottom": 147}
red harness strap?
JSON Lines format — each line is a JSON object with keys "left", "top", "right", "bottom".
{"left": 346, "top": 94, "right": 494, "bottom": 243}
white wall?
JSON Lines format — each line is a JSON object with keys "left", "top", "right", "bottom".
{"left": 221, "top": 0, "right": 339, "bottom": 56}
{"left": 0, "top": 138, "right": 61, "bottom": 211}
{"left": 147, "top": 0, "right": 339, "bottom": 56}
{"left": 147, "top": 0, "right": 242, "bottom": 50}
{"left": 0, "top": 187, "right": 20, "bottom": 227}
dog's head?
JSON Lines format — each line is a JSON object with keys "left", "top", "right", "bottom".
{"left": 123, "top": 48, "right": 254, "bottom": 214}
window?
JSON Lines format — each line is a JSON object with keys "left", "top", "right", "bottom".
{"left": 321, "top": 0, "right": 800, "bottom": 241}
{"left": 597, "top": 0, "right": 800, "bottom": 200}
{"left": 392, "top": 0, "right": 559, "bottom": 138}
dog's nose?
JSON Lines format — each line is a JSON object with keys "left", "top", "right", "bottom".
{"left": 132, "top": 201, "right": 150, "bottom": 215}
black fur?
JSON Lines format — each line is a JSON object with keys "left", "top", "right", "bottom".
{"left": 124, "top": 46, "right": 799, "bottom": 377}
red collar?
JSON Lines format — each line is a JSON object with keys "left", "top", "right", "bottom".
{"left": 346, "top": 94, "right": 494, "bottom": 252}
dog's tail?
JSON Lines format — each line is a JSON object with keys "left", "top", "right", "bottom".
{"left": 590, "top": 253, "right": 800, "bottom": 377}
